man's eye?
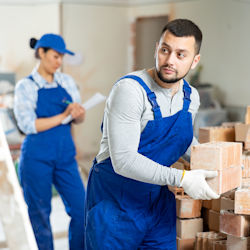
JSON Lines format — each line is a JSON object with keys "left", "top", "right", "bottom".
{"left": 178, "top": 53, "right": 185, "bottom": 58}
{"left": 162, "top": 48, "right": 168, "bottom": 53}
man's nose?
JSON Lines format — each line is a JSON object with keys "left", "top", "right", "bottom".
{"left": 165, "top": 52, "right": 175, "bottom": 65}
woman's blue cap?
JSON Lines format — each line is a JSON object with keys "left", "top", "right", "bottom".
{"left": 34, "top": 33, "right": 74, "bottom": 55}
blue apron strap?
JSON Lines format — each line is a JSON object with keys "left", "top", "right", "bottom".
{"left": 119, "top": 75, "right": 162, "bottom": 120}
{"left": 182, "top": 79, "right": 192, "bottom": 111}
{"left": 27, "top": 74, "right": 40, "bottom": 89}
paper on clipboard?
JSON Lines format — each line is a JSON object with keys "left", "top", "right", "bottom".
{"left": 61, "top": 92, "right": 106, "bottom": 124}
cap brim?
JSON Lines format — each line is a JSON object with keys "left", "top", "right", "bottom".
{"left": 55, "top": 48, "right": 75, "bottom": 56}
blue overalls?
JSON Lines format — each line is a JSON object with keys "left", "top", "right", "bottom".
{"left": 85, "top": 75, "right": 193, "bottom": 249}
{"left": 19, "top": 75, "right": 85, "bottom": 250}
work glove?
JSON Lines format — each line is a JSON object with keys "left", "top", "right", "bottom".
{"left": 180, "top": 170, "right": 220, "bottom": 200}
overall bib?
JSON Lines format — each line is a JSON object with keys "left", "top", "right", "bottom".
{"left": 19, "top": 76, "right": 85, "bottom": 250}
{"left": 85, "top": 75, "right": 193, "bottom": 249}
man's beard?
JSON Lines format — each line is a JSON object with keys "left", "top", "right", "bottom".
{"left": 156, "top": 67, "right": 189, "bottom": 84}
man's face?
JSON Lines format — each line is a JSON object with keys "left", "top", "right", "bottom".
{"left": 155, "top": 30, "right": 200, "bottom": 84}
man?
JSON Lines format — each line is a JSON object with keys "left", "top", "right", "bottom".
{"left": 85, "top": 19, "right": 219, "bottom": 249}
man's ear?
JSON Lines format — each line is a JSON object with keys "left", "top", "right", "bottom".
{"left": 154, "top": 42, "right": 159, "bottom": 59}
{"left": 191, "top": 54, "right": 201, "bottom": 70}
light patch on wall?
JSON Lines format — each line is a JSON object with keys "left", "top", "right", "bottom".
{"left": 63, "top": 52, "right": 83, "bottom": 66}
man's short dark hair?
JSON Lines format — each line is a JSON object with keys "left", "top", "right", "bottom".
{"left": 161, "top": 19, "right": 202, "bottom": 54}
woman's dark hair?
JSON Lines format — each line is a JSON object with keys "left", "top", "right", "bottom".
{"left": 30, "top": 37, "right": 50, "bottom": 59}
{"left": 161, "top": 19, "right": 202, "bottom": 54}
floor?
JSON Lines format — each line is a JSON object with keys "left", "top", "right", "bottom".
{"left": 0, "top": 196, "right": 70, "bottom": 250}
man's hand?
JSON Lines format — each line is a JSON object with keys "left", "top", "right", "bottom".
{"left": 180, "top": 170, "right": 220, "bottom": 200}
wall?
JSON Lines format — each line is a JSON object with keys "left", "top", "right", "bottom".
{"left": 128, "top": 0, "right": 250, "bottom": 107}
{"left": 61, "top": 3, "right": 129, "bottom": 176}
{"left": 0, "top": 4, "right": 60, "bottom": 79}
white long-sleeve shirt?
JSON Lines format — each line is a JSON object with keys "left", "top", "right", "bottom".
{"left": 97, "top": 70, "right": 200, "bottom": 187}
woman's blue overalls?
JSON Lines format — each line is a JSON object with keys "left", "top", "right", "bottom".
{"left": 19, "top": 75, "right": 85, "bottom": 250}
{"left": 85, "top": 75, "right": 193, "bottom": 249}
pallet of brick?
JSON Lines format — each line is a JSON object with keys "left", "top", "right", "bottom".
{"left": 245, "top": 106, "right": 250, "bottom": 124}
{"left": 235, "top": 123, "right": 250, "bottom": 150}
{"left": 208, "top": 210, "right": 220, "bottom": 232}
{"left": 199, "top": 126, "right": 235, "bottom": 144}
{"left": 227, "top": 234, "right": 250, "bottom": 250}
{"left": 242, "top": 152, "right": 250, "bottom": 178}
{"left": 235, "top": 188, "right": 250, "bottom": 215}
{"left": 177, "top": 237, "right": 195, "bottom": 250}
{"left": 177, "top": 218, "right": 203, "bottom": 239}
{"left": 176, "top": 195, "right": 202, "bottom": 219}
{"left": 220, "top": 210, "right": 250, "bottom": 237}
{"left": 191, "top": 142, "right": 242, "bottom": 194}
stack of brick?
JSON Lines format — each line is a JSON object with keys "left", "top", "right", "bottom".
{"left": 194, "top": 231, "right": 226, "bottom": 250}
{"left": 191, "top": 142, "right": 242, "bottom": 195}
{"left": 170, "top": 161, "right": 204, "bottom": 250}
{"left": 235, "top": 106, "right": 250, "bottom": 151}
{"left": 198, "top": 126, "right": 235, "bottom": 144}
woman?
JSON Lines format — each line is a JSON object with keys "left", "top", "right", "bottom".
{"left": 14, "top": 33, "right": 85, "bottom": 250}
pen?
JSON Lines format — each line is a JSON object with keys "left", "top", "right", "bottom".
{"left": 62, "top": 99, "right": 72, "bottom": 105}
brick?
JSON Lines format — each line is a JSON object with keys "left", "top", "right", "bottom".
{"left": 171, "top": 161, "right": 185, "bottom": 170}
{"left": 235, "top": 188, "right": 250, "bottom": 215}
{"left": 211, "top": 198, "right": 221, "bottom": 212}
{"left": 199, "top": 126, "right": 235, "bottom": 143}
{"left": 242, "top": 152, "right": 250, "bottom": 178}
{"left": 212, "top": 240, "right": 227, "bottom": 250}
{"left": 191, "top": 142, "right": 242, "bottom": 171}
{"left": 242, "top": 178, "right": 250, "bottom": 189}
{"left": 220, "top": 196, "right": 234, "bottom": 211}
{"left": 222, "top": 121, "right": 242, "bottom": 127}
{"left": 168, "top": 186, "right": 185, "bottom": 196}
{"left": 195, "top": 231, "right": 226, "bottom": 250}
{"left": 208, "top": 210, "right": 220, "bottom": 232}
{"left": 202, "top": 200, "right": 212, "bottom": 209}
{"left": 207, "top": 165, "right": 242, "bottom": 195}
{"left": 176, "top": 195, "right": 202, "bottom": 218}
{"left": 227, "top": 235, "right": 250, "bottom": 250}
{"left": 235, "top": 123, "right": 250, "bottom": 150}
{"left": 220, "top": 211, "right": 250, "bottom": 237}
{"left": 177, "top": 218, "right": 203, "bottom": 239}
{"left": 176, "top": 237, "right": 195, "bottom": 250}
{"left": 245, "top": 106, "right": 250, "bottom": 124}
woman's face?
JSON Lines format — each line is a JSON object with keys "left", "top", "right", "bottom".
{"left": 39, "top": 49, "right": 63, "bottom": 74}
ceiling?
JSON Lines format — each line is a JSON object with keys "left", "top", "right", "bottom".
{"left": 0, "top": 0, "right": 199, "bottom": 6}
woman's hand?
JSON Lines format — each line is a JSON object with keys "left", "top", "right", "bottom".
{"left": 68, "top": 103, "right": 86, "bottom": 124}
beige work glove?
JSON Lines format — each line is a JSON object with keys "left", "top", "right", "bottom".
{"left": 180, "top": 169, "right": 220, "bottom": 200}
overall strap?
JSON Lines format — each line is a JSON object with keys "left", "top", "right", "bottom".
{"left": 27, "top": 74, "right": 40, "bottom": 89}
{"left": 119, "top": 75, "right": 162, "bottom": 120}
{"left": 182, "top": 79, "right": 192, "bottom": 111}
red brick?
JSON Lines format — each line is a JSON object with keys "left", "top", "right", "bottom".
{"left": 235, "top": 123, "right": 250, "bottom": 150}
{"left": 211, "top": 198, "right": 221, "bottom": 212}
{"left": 235, "top": 188, "right": 250, "bottom": 215}
{"left": 212, "top": 240, "right": 227, "bottom": 250}
{"left": 199, "top": 126, "right": 235, "bottom": 143}
{"left": 176, "top": 237, "right": 195, "bottom": 250}
{"left": 208, "top": 210, "right": 220, "bottom": 232}
{"left": 245, "top": 106, "right": 250, "bottom": 124}
{"left": 176, "top": 195, "right": 202, "bottom": 218}
{"left": 220, "top": 211, "right": 250, "bottom": 237}
{"left": 227, "top": 234, "right": 250, "bottom": 250}
{"left": 202, "top": 200, "right": 212, "bottom": 209}
{"left": 177, "top": 218, "right": 203, "bottom": 239}
{"left": 168, "top": 186, "right": 185, "bottom": 196}
{"left": 206, "top": 165, "right": 242, "bottom": 195}
{"left": 191, "top": 142, "right": 242, "bottom": 171}
{"left": 242, "top": 152, "right": 250, "bottom": 178}
{"left": 220, "top": 196, "right": 234, "bottom": 211}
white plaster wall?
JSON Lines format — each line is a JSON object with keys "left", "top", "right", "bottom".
{"left": 0, "top": 4, "right": 60, "bottom": 79}
{"left": 62, "top": 4, "right": 129, "bottom": 162}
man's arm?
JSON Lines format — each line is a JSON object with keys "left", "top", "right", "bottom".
{"left": 106, "top": 80, "right": 183, "bottom": 186}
